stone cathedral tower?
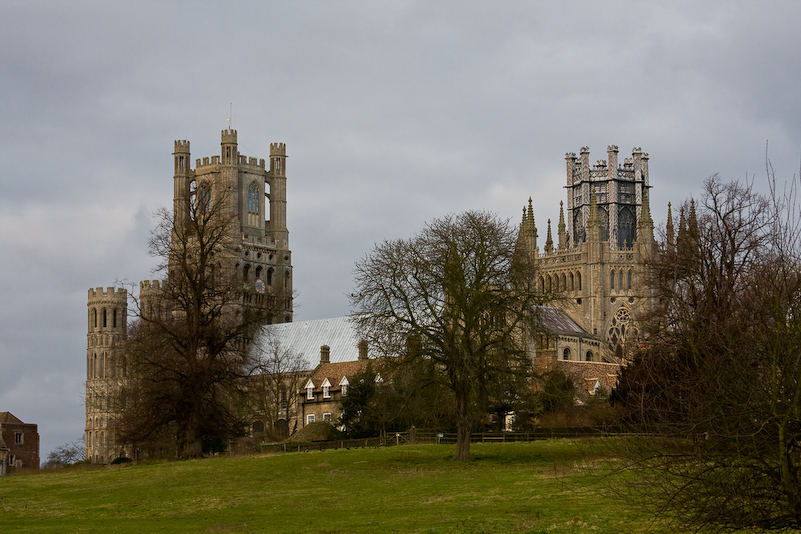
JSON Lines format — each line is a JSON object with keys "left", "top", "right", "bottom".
{"left": 168, "top": 129, "right": 293, "bottom": 322}
{"left": 518, "top": 145, "right": 656, "bottom": 364}
{"left": 86, "top": 130, "right": 293, "bottom": 463}
{"left": 85, "top": 287, "right": 127, "bottom": 464}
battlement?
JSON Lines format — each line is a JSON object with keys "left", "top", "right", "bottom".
{"left": 568, "top": 146, "right": 647, "bottom": 183}
{"left": 174, "top": 140, "right": 190, "bottom": 153}
{"left": 221, "top": 129, "right": 237, "bottom": 144}
{"left": 236, "top": 155, "right": 267, "bottom": 169}
{"left": 270, "top": 143, "right": 286, "bottom": 156}
{"left": 88, "top": 287, "right": 127, "bottom": 299}
{"left": 139, "top": 280, "right": 162, "bottom": 290}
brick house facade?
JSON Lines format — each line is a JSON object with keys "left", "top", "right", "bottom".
{"left": 0, "top": 412, "right": 40, "bottom": 474}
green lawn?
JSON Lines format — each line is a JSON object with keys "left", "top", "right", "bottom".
{"left": 1, "top": 439, "right": 665, "bottom": 533}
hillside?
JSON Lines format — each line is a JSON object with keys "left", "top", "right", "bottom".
{"left": 2, "top": 439, "right": 678, "bottom": 533}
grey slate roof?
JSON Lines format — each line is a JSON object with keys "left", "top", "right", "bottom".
{"left": 538, "top": 307, "right": 589, "bottom": 335}
{"left": 254, "top": 316, "right": 361, "bottom": 367}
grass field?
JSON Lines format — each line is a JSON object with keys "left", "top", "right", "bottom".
{"left": 1, "top": 439, "right": 668, "bottom": 533}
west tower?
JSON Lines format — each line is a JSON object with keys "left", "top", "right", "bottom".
{"left": 170, "top": 129, "right": 293, "bottom": 323}
{"left": 86, "top": 129, "right": 294, "bottom": 463}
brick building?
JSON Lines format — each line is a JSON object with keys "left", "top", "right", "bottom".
{"left": 0, "top": 412, "right": 40, "bottom": 474}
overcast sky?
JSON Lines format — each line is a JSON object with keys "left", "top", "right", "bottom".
{"left": 2, "top": 1, "right": 799, "bottom": 458}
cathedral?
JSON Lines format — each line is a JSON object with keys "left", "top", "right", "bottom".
{"left": 84, "top": 133, "right": 657, "bottom": 463}
{"left": 85, "top": 130, "right": 293, "bottom": 464}
{"left": 517, "top": 145, "right": 656, "bottom": 393}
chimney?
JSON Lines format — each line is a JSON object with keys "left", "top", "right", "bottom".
{"left": 320, "top": 345, "right": 330, "bottom": 365}
{"left": 358, "top": 340, "right": 368, "bottom": 361}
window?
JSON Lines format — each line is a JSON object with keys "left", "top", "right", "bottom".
{"left": 610, "top": 271, "right": 615, "bottom": 289}
{"left": 323, "top": 413, "right": 332, "bottom": 423}
{"left": 323, "top": 385, "right": 330, "bottom": 398}
{"left": 585, "top": 351, "right": 593, "bottom": 362}
{"left": 563, "top": 348, "right": 570, "bottom": 360}
{"left": 306, "top": 414, "right": 315, "bottom": 425}
{"left": 305, "top": 381, "right": 315, "bottom": 400}
{"left": 598, "top": 206, "right": 609, "bottom": 241}
{"left": 627, "top": 271, "right": 632, "bottom": 289}
{"left": 618, "top": 206, "right": 636, "bottom": 249}
{"left": 619, "top": 182, "right": 635, "bottom": 204}
{"left": 198, "top": 183, "right": 211, "bottom": 213}
{"left": 594, "top": 183, "right": 608, "bottom": 204}
{"left": 340, "top": 377, "right": 349, "bottom": 396}
{"left": 14, "top": 432, "right": 23, "bottom": 445}
{"left": 247, "top": 183, "right": 259, "bottom": 214}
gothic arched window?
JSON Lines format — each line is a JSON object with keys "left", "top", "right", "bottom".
{"left": 607, "top": 306, "right": 639, "bottom": 361}
{"left": 598, "top": 206, "right": 609, "bottom": 241}
{"left": 618, "top": 206, "right": 636, "bottom": 249}
{"left": 247, "top": 183, "right": 259, "bottom": 213}
{"left": 198, "top": 182, "right": 211, "bottom": 213}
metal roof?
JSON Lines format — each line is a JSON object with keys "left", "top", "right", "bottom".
{"left": 254, "top": 316, "right": 361, "bottom": 366}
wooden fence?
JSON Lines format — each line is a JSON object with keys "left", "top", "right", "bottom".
{"left": 259, "top": 426, "right": 615, "bottom": 454}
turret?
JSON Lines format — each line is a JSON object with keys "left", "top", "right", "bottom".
{"left": 268, "top": 142, "right": 289, "bottom": 249}
{"left": 86, "top": 286, "right": 128, "bottom": 464}
{"left": 637, "top": 188, "right": 655, "bottom": 252}
{"left": 221, "top": 129, "right": 238, "bottom": 165}
{"left": 173, "top": 140, "right": 191, "bottom": 229}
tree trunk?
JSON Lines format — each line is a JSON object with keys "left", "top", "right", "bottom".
{"left": 453, "top": 392, "right": 472, "bottom": 461}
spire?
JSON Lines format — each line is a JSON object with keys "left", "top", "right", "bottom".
{"left": 515, "top": 197, "right": 538, "bottom": 260}
{"left": 557, "top": 200, "right": 567, "bottom": 250}
{"left": 527, "top": 197, "right": 536, "bottom": 236}
{"left": 677, "top": 205, "right": 688, "bottom": 256}
{"left": 688, "top": 198, "right": 699, "bottom": 243}
{"left": 666, "top": 202, "right": 675, "bottom": 253}
{"left": 545, "top": 219, "right": 554, "bottom": 253}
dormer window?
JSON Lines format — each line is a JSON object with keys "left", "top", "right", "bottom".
{"left": 321, "top": 378, "right": 332, "bottom": 399}
{"left": 305, "top": 379, "right": 315, "bottom": 400}
{"left": 340, "top": 376, "right": 349, "bottom": 396}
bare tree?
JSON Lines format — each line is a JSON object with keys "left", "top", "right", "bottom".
{"left": 614, "top": 174, "right": 801, "bottom": 531}
{"left": 42, "top": 437, "right": 85, "bottom": 469}
{"left": 246, "top": 332, "right": 309, "bottom": 441}
{"left": 116, "top": 191, "right": 281, "bottom": 459}
{"left": 350, "top": 211, "right": 547, "bottom": 461}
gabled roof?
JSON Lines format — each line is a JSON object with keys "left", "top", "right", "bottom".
{"left": 0, "top": 412, "right": 23, "bottom": 424}
{"left": 254, "top": 316, "right": 361, "bottom": 365}
{"left": 305, "top": 360, "right": 372, "bottom": 393}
